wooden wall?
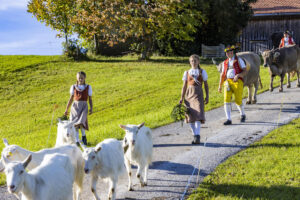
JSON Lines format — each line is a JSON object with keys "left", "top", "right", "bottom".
{"left": 238, "top": 16, "right": 300, "bottom": 53}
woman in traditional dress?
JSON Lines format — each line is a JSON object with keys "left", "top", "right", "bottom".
{"left": 64, "top": 71, "right": 93, "bottom": 146}
{"left": 179, "top": 54, "right": 209, "bottom": 144}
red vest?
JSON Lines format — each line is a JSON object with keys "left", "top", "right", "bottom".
{"left": 222, "top": 57, "right": 243, "bottom": 81}
{"left": 279, "top": 37, "right": 294, "bottom": 48}
{"left": 74, "top": 85, "right": 89, "bottom": 101}
{"left": 187, "top": 69, "right": 203, "bottom": 86}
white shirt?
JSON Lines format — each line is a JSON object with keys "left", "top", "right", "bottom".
{"left": 70, "top": 84, "right": 92, "bottom": 96}
{"left": 221, "top": 56, "right": 246, "bottom": 79}
{"left": 182, "top": 68, "right": 208, "bottom": 82}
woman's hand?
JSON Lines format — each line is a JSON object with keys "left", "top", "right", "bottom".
{"left": 233, "top": 74, "right": 240, "bottom": 82}
{"left": 218, "top": 86, "right": 222, "bottom": 93}
{"left": 64, "top": 110, "right": 68, "bottom": 116}
{"left": 179, "top": 99, "right": 183, "bottom": 104}
{"left": 89, "top": 108, "right": 93, "bottom": 115}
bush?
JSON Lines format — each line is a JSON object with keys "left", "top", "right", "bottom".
{"left": 62, "top": 38, "right": 88, "bottom": 60}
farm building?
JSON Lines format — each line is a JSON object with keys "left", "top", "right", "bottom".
{"left": 238, "top": 0, "right": 300, "bottom": 53}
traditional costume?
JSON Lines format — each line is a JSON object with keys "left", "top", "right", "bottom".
{"left": 70, "top": 84, "right": 92, "bottom": 144}
{"left": 182, "top": 68, "right": 208, "bottom": 143}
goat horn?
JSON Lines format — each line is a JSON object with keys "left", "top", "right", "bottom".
{"left": 3, "top": 138, "right": 9, "bottom": 146}
{"left": 22, "top": 154, "right": 32, "bottom": 169}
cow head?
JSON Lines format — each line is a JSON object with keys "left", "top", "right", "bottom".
{"left": 262, "top": 50, "right": 281, "bottom": 67}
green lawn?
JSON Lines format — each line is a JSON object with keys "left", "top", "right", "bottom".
{"left": 0, "top": 55, "right": 292, "bottom": 185}
{"left": 188, "top": 117, "right": 300, "bottom": 200}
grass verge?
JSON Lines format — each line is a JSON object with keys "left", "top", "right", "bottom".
{"left": 188, "top": 117, "right": 300, "bottom": 200}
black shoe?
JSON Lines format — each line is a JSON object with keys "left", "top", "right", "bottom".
{"left": 192, "top": 135, "right": 200, "bottom": 144}
{"left": 223, "top": 120, "right": 232, "bottom": 125}
{"left": 82, "top": 136, "right": 87, "bottom": 145}
{"left": 76, "top": 142, "right": 80, "bottom": 147}
{"left": 240, "top": 115, "right": 246, "bottom": 122}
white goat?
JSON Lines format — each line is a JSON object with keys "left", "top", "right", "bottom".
{"left": 0, "top": 153, "right": 74, "bottom": 200}
{"left": 120, "top": 122, "right": 153, "bottom": 191}
{"left": 1, "top": 139, "right": 84, "bottom": 200}
{"left": 81, "top": 138, "right": 125, "bottom": 200}
{"left": 55, "top": 119, "right": 77, "bottom": 147}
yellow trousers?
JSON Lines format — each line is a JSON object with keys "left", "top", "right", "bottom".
{"left": 224, "top": 79, "right": 244, "bottom": 106}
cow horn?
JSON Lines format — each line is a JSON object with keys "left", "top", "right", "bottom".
{"left": 274, "top": 52, "right": 280, "bottom": 58}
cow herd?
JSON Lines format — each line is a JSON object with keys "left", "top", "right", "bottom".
{"left": 215, "top": 44, "right": 300, "bottom": 102}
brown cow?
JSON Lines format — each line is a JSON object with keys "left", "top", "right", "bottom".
{"left": 262, "top": 45, "right": 300, "bottom": 92}
{"left": 214, "top": 51, "right": 262, "bottom": 104}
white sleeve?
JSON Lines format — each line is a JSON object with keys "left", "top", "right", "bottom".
{"left": 182, "top": 71, "right": 188, "bottom": 81}
{"left": 70, "top": 85, "right": 74, "bottom": 95}
{"left": 238, "top": 58, "right": 246, "bottom": 69}
{"left": 88, "top": 85, "right": 92, "bottom": 96}
{"left": 202, "top": 69, "right": 208, "bottom": 81}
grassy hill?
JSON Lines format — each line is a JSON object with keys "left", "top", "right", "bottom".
{"left": 0, "top": 55, "right": 284, "bottom": 185}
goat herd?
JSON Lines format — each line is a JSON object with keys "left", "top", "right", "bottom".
{"left": 0, "top": 121, "right": 153, "bottom": 200}
{"left": 1, "top": 45, "right": 300, "bottom": 200}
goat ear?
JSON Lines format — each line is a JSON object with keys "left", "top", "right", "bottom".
{"left": 1, "top": 155, "right": 9, "bottom": 166}
{"left": 94, "top": 146, "right": 102, "bottom": 153}
{"left": 138, "top": 122, "right": 145, "bottom": 129}
{"left": 22, "top": 154, "right": 32, "bottom": 169}
{"left": 3, "top": 138, "right": 9, "bottom": 146}
{"left": 119, "top": 124, "right": 126, "bottom": 130}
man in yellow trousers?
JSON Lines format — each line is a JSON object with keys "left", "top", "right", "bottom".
{"left": 218, "top": 45, "right": 247, "bottom": 125}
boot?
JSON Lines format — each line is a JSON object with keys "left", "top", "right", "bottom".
{"left": 223, "top": 120, "right": 232, "bottom": 125}
{"left": 192, "top": 135, "right": 200, "bottom": 144}
{"left": 240, "top": 115, "right": 246, "bottom": 122}
{"left": 82, "top": 136, "right": 87, "bottom": 145}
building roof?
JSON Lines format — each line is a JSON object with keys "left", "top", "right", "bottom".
{"left": 252, "top": 0, "right": 300, "bottom": 16}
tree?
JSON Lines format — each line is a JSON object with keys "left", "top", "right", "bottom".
{"left": 72, "top": 0, "right": 203, "bottom": 59}
{"left": 155, "top": 0, "right": 257, "bottom": 56}
{"left": 27, "top": 0, "right": 77, "bottom": 44}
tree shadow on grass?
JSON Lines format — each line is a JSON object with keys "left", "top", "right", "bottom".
{"left": 193, "top": 183, "right": 300, "bottom": 200}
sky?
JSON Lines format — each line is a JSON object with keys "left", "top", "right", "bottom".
{"left": 0, "top": 0, "right": 64, "bottom": 55}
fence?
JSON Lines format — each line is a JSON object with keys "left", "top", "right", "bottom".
{"left": 201, "top": 44, "right": 225, "bottom": 58}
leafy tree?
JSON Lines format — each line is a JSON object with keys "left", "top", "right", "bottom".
{"left": 155, "top": 0, "right": 257, "bottom": 56}
{"left": 27, "top": 0, "right": 77, "bottom": 44}
{"left": 72, "top": 0, "right": 203, "bottom": 59}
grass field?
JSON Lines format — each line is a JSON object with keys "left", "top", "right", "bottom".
{"left": 0, "top": 55, "right": 293, "bottom": 185}
{"left": 188, "top": 117, "right": 300, "bottom": 200}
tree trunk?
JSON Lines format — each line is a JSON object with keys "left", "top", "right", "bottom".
{"left": 94, "top": 34, "right": 100, "bottom": 55}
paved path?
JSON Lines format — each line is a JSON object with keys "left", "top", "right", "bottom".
{"left": 1, "top": 82, "right": 300, "bottom": 200}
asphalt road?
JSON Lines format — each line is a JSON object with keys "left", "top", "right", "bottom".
{"left": 1, "top": 81, "right": 300, "bottom": 200}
